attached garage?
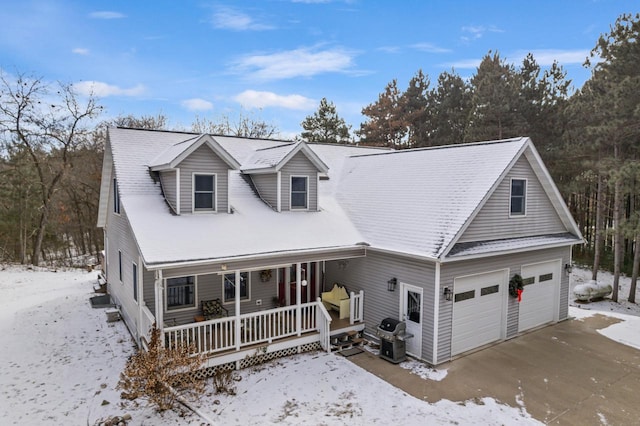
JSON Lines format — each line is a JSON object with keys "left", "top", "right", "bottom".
{"left": 451, "top": 269, "right": 508, "bottom": 355}
{"left": 518, "top": 259, "right": 561, "bottom": 332}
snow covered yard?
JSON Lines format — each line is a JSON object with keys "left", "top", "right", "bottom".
{"left": 0, "top": 265, "right": 637, "bottom": 425}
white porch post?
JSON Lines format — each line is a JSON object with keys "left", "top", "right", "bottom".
{"left": 285, "top": 267, "right": 291, "bottom": 305}
{"left": 235, "top": 270, "right": 241, "bottom": 351}
{"left": 154, "top": 270, "right": 164, "bottom": 336}
{"left": 296, "top": 263, "right": 302, "bottom": 337}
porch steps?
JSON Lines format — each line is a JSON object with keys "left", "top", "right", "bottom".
{"left": 330, "top": 331, "right": 364, "bottom": 352}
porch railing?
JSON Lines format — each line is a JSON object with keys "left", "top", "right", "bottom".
{"left": 163, "top": 302, "right": 327, "bottom": 356}
{"left": 316, "top": 298, "right": 332, "bottom": 352}
{"left": 350, "top": 290, "right": 364, "bottom": 325}
{"left": 140, "top": 304, "right": 155, "bottom": 345}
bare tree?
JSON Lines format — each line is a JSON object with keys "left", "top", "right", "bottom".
{"left": 0, "top": 72, "right": 101, "bottom": 265}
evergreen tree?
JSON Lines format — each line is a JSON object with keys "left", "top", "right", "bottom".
{"left": 430, "top": 70, "right": 472, "bottom": 145}
{"left": 300, "top": 98, "right": 351, "bottom": 144}
{"left": 399, "top": 70, "right": 431, "bottom": 147}
{"left": 359, "top": 79, "right": 406, "bottom": 148}
{"left": 465, "top": 52, "right": 525, "bottom": 142}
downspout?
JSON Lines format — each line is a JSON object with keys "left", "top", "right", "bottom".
{"left": 432, "top": 261, "right": 441, "bottom": 364}
{"left": 137, "top": 256, "right": 143, "bottom": 344}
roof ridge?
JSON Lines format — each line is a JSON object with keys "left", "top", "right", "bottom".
{"left": 349, "top": 137, "right": 527, "bottom": 158}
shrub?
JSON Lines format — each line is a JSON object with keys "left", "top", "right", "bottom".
{"left": 117, "top": 325, "right": 205, "bottom": 412}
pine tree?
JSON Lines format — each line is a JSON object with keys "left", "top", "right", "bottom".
{"left": 300, "top": 98, "right": 351, "bottom": 144}
{"left": 399, "top": 70, "right": 431, "bottom": 147}
{"left": 430, "top": 70, "right": 472, "bottom": 145}
{"left": 359, "top": 79, "right": 406, "bottom": 147}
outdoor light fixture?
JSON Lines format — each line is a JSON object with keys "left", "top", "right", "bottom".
{"left": 443, "top": 286, "right": 453, "bottom": 301}
{"left": 565, "top": 263, "right": 573, "bottom": 274}
{"left": 387, "top": 277, "right": 397, "bottom": 292}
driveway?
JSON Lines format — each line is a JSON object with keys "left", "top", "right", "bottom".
{"left": 349, "top": 315, "right": 640, "bottom": 425}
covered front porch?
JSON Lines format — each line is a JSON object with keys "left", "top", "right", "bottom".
{"left": 137, "top": 255, "right": 366, "bottom": 368}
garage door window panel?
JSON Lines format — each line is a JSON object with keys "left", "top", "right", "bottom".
{"left": 455, "top": 290, "right": 475, "bottom": 302}
{"left": 480, "top": 285, "right": 499, "bottom": 296}
{"left": 539, "top": 273, "right": 553, "bottom": 282}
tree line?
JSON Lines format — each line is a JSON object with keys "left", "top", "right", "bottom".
{"left": 1, "top": 14, "right": 638, "bottom": 303}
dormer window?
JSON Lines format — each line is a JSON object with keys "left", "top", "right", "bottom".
{"left": 291, "top": 176, "right": 308, "bottom": 210}
{"left": 510, "top": 178, "right": 526, "bottom": 216}
{"left": 193, "top": 173, "right": 216, "bottom": 212}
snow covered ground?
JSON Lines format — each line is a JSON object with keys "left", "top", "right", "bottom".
{"left": 0, "top": 265, "right": 637, "bottom": 425}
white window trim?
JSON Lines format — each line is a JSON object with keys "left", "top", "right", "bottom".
{"left": 289, "top": 175, "right": 309, "bottom": 211}
{"left": 509, "top": 178, "right": 527, "bottom": 218}
{"left": 192, "top": 173, "right": 217, "bottom": 213}
{"left": 165, "top": 275, "right": 198, "bottom": 312}
{"left": 118, "top": 250, "right": 123, "bottom": 283}
{"left": 222, "top": 272, "right": 251, "bottom": 304}
{"left": 132, "top": 262, "right": 139, "bottom": 305}
{"left": 113, "top": 178, "right": 121, "bottom": 215}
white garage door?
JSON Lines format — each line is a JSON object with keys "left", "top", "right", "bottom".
{"left": 451, "top": 270, "right": 506, "bottom": 356}
{"left": 518, "top": 260, "right": 561, "bottom": 332}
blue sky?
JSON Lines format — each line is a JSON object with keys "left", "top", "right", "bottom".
{"left": 0, "top": 0, "right": 636, "bottom": 138}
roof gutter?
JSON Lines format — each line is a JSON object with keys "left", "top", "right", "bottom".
{"left": 440, "top": 238, "right": 583, "bottom": 263}
{"left": 143, "top": 243, "right": 368, "bottom": 271}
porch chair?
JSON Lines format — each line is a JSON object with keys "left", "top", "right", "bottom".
{"left": 201, "top": 298, "right": 229, "bottom": 320}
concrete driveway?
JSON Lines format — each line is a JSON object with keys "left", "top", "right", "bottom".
{"left": 349, "top": 315, "right": 640, "bottom": 425}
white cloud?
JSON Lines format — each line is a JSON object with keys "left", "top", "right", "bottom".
{"left": 410, "top": 42, "right": 451, "bottom": 54}
{"left": 234, "top": 90, "right": 315, "bottom": 110}
{"left": 181, "top": 98, "right": 214, "bottom": 111}
{"left": 461, "top": 25, "right": 503, "bottom": 42}
{"left": 446, "top": 58, "right": 482, "bottom": 69}
{"left": 233, "top": 47, "right": 355, "bottom": 80}
{"left": 514, "top": 49, "right": 590, "bottom": 66}
{"left": 73, "top": 81, "right": 144, "bottom": 97}
{"left": 210, "top": 6, "right": 274, "bottom": 31}
{"left": 89, "top": 11, "right": 126, "bottom": 19}
{"left": 72, "top": 48, "right": 89, "bottom": 55}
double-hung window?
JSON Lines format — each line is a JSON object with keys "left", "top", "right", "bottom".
{"left": 510, "top": 179, "right": 527, "bottom": 216}
{"left": 166, "top": 276, "right": 195, "bottom": 310}
{"left": 193, "top": 174, "right": 215, "bottom": 212}
{"left": 290, "top": 176, "right": 308, "bottom": 210}
{"left": 223, "top": 272, "right": 249, "bottom": 303}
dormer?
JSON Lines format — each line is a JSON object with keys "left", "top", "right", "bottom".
{"left": 241, "top": 142, "right": 329, "bottom": 212}
{"left": 148, "top": 134, "right": 241, "bottom": 215}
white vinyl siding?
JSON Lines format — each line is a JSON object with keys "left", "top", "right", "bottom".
{"left": 458, "top": 156, "right": 566, "bottom": 243}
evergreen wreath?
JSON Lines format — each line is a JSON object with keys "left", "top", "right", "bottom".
{"left": 260, "top": 269, "right": 272, "bottom": 282}
{"left": 509, "top": 274, "right": 524, "bottom": 298}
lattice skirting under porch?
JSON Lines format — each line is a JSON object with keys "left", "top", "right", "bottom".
{"left": 191, "top": 341, "right": 322, "bottom": 380}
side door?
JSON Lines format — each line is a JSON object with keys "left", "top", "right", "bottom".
{"left": 400, "top": 283, "right": 423, "bottom": 358}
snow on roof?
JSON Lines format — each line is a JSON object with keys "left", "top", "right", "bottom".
{"left": 446, "top": 233, "right": 582, "bottom": 259}
{"left": 125, "top": 171, "right": 364, "bottom": 265}
{"left": 241, "top": 143, "right": 298, "bottom": 170}
{"left": 107, "top": 129, "right": 575, "bottom": 265}
{"left": 334, "top": 138, "right": 530, "bottom": 259}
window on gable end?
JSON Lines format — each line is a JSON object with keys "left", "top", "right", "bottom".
{"left": 113, "top": 178, "right": 120, "bottom": 214}
{"left": 290, "top": 176, "right": 308, "bottom": 210}
{"left": 510, "top": 179, "right": 526, "bottom": 216}
{"left": 193, "top": 174, "right": 215, "bottom": 212}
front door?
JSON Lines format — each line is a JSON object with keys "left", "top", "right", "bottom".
{"left": 401, "top": 283, "right": 423, "bottom": 358}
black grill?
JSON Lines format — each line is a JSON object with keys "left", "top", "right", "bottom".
{"left": 376, "top": 317, "right": 412, "bottom": 363}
